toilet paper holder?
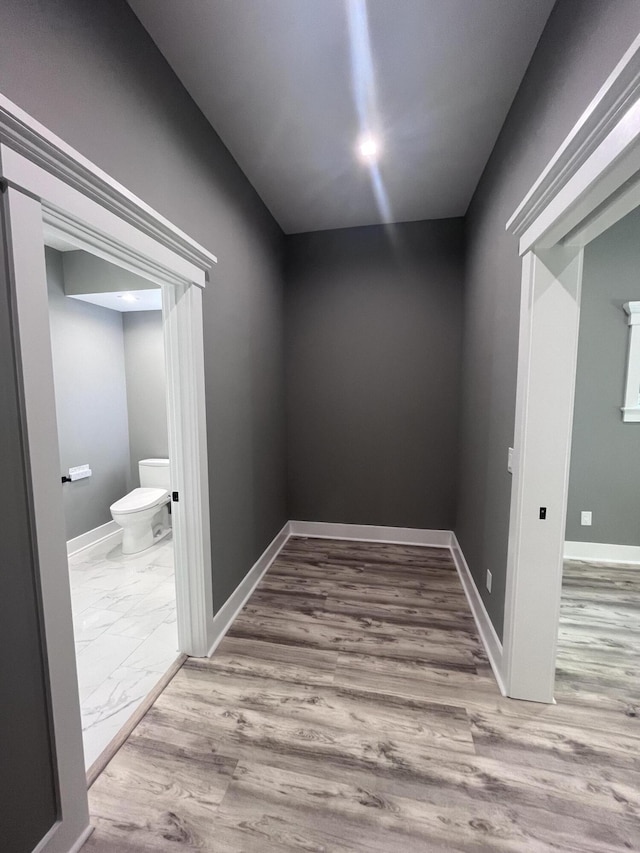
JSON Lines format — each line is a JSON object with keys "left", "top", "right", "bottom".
{"left": 61, "top": 464, "right": 92, "bottom": 484}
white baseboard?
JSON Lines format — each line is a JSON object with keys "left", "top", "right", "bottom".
{"left": 449, "top": 532, "right": 506, "bottom": 696}
{"left": 207, "top": 522, "right": 291, "bottom": 657}
{"left": 32, "top": 821, "right": 93, "bottom": 853}
{"left": 288, "top": 520, "right": 451, "bottom": 548}
{"left": 67, "top": 520, "right": 121, "bottom": 557}
{"left": 68, "top": 826, "right": 94, "bottom": 853}
{"left": 564, "top": 540, "right": 640, "bottom": 564}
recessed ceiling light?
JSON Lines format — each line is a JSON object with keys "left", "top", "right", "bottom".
{"left": 357, "top": 133, "right": 381, "bottom": 163}
{"left": 117, "top": 293, "right": 139, "bottom": 303}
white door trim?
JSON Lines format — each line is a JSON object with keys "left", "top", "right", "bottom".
{"left": 0, "top": 92, "right": 216, "bottom": 272}
{"left": 0, "top": 94, "right": 216, "bottom": 853}
{"left": 503, "top": 35, "right": 640, "bottom": 703}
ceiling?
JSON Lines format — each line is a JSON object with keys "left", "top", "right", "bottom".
{"left": 128, "top": 0, "right": 555, "bottom": 234}
{"left": 44, "top": 236, "right": 162, "bottom": 312}
{"left": 67, "top": 290, "right": 162, "bottom": 312}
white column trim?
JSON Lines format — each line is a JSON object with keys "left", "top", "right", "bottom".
{"left": 163, "top": 282, "right": 215, "bottom": 656}
{"left": 622, "top": 301, "right": 640, "bottom": 421}
{"left": 5, "top": 187, "right": 90, "bottom": 853}
{"left": 503, "top": 35, "right": 640, "bottom": 704}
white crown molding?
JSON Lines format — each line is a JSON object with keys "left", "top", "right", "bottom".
{"left": 624, "top": 301, "right": 640, "bottom": 323}
{"left": 0, "top": 92, "right": 217, "bottom": 275}
{"left": 506, "top": 34, "right": 640, "bottom": 238}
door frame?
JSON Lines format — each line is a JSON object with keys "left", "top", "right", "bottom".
{"left": 0, "top": 93, "right": 216, "bottom": 853}
{"left": 502, "top": 34, "right": 640, "bottom": 702}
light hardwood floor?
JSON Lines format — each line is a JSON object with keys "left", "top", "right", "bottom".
{"left": 84, "top": 539, "right": 640, "bottom": 852}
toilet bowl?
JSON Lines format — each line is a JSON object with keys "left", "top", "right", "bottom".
{"left": 110, "top": 458, "right": 171, "bottom": 555}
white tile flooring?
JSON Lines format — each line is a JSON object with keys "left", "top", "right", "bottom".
{"left": 68, "top": 533, "right": 178, "bottom": 769}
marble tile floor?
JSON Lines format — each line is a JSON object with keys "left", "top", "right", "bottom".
{"left": 68, "top": 533, "right": 179, "bottom": 769}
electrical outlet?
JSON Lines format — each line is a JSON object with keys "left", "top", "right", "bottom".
{"left": 581, "top": 511, "right": 592, "bottom": 526}
{"left": 486, "top": 570, "right": 492, "bottom": 593}
{"left": 507, "top": 447, "right": 514, "bottom": 474}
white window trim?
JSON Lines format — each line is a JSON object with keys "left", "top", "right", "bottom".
{"left": 622, "top": 301, "right": 640, "bottom": 421}
{"left": 503, "top": 34, "right": 640, "bottom": 703}
{"left": 0, "top": 92, "right": 216, "bottom": 853}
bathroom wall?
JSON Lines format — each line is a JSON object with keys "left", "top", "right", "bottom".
{"left": 566, "top": 206, "right": 640, "bottom": 547}
{"left": 48, "top": 249, "right": 169, "bottom": 535}
{"left": 46, "top": 248, "right": 131, "bottom": 541}
{"left": 122, "top": 310, "right": 168, "bottom": 487}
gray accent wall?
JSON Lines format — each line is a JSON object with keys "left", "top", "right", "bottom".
{"left": 0, "top": 207, "right": 59, "bottom": 851}
{"left": 285, "top": 219, "right": 464, "bottom": 528}
{"left": 456, "top": 0, "right": 640, "bottom": 639}
{"left": 123, "top": 310, "right": 168, "bottom": 485}
{"left": 566, "top": 207, "right": 640, "bottom": 546}
{"left": 47, "top": 248, "right": 131, "bottom": 541}
{"left": 0, "top": 0, "right": 287, "bottom": 614}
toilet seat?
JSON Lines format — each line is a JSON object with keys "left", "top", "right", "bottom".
{"left": 110, "top": 487, "right": 169, "bottom": 516}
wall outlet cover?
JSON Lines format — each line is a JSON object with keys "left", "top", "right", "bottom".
{"left": 581, "top": 511, "right": 592, "bottom": 526}
{"left": 507, "top": 446, "right": 514, "bottom": 474}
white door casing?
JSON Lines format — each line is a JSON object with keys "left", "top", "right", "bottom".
{"left": 0, "top": 93, "right": 216, "bottom": 852}
{"left": 503, "top": 35, "right": 640, "bottom": 703}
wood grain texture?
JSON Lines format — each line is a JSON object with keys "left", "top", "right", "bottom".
{"left": 84, "top": 541, "right": 640, "bottom": 851}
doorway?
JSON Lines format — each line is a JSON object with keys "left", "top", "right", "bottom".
{"left": 0, "top": 94, "right": 216, "bottom": 852}
{"left": 555, "top": 206, "right": 640, "bottom": 714}
{"left": 502, "top": 34, "right": 640, "bottom": 704}
{"left": 43, "top": 239, "right": 180, "bottom": 774}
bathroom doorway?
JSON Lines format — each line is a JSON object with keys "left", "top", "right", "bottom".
{"left": 43, "top": 241, "right": 180, "bottom": 775}
{"left": 0, "top": 95, "right": 216, "bottom": 848}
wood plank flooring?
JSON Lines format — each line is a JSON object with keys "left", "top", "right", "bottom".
{"left": 84, "top": 539, "right": 640, "bottom": 852}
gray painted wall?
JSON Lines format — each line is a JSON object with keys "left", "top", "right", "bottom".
{"left": 456, "top": 0, "right": 640, "bottom": 639}
{"left": 123, "top": 311, "right": 168, "bottom": 486}
{"left": 0, "top": 207, "right": 59, "bottom": 851}
{"left": 566, "top": 207, "right": 640, "bottom": 546}
{"left": 285, "top": 219, "right": 464, "bottom": 528}
{"left": 0, "top": 0, "right": 287, "bottom": 613}
{"left": 47, "top": 248, "right": 131, "bottom": 541}
{"left": 1, "top": 4, "right": 286, "bottom": 845}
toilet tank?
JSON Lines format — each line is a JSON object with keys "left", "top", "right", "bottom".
{"left": 138, "top": 458, "right": 170, "bottom": 489}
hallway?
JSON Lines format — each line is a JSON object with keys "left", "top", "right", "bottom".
{"left": 83, "top": 538, "right": 639, "bottom": 851}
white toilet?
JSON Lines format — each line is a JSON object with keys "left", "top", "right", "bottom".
{"left": 110, "top": 458, "right": 171, "bottom": 555}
